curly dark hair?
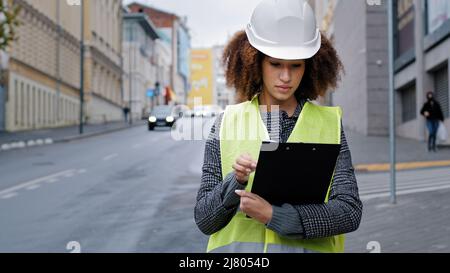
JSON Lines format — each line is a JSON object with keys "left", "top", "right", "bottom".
{"left": 223, "top": 30, "right": 344, "bottom": 102}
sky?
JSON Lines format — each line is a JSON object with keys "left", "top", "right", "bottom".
{"left": 123, "top": 0, "right": 263, "bottom": 48}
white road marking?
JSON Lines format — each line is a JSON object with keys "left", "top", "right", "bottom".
{"left": 25, "top": 184, "right": 41, "bottom": 191}
{"left": 103, "top": 154, "right": 118, "bottom": 161}
{"left": 360, "top": 179, "right": 450, "bottom": 195}
{"left": 0, "top": 193, "right": 18, "bottom": 199}
{"left": 0, "top": 170, "right": 75, "bottom": 198}
{"left": 358, "top": 167, "right": 450, "bottom": 200}
{"left": 63, "top": 173, "right": 74, "bottom": 178}
{"left": 1, "top": 144, "right": 11, "bottom": 150}
{"left": 0, "top": 138, "right": 54, "bottom": 152}
{"left": 361, "top": 184, "right": 450, "bottom": 200}
{"left": 46, "top": 178, "right": 59, "bottom": 184}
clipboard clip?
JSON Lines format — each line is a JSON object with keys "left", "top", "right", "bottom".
{"left": 261, "top": 141, "right": 279, "bottom": 152}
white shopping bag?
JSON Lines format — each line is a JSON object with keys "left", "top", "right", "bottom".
{"left": 437, "top": 122, "right": 448, "bottom": 142}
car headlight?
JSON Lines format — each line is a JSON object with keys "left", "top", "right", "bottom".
{"left": 149, "top": 116, "right": 157, "bottom": 123}
{"left": 166, "top": 116, "right": 174, "bottom": 123}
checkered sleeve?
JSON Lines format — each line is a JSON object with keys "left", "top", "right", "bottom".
{"left": 194, "top": 113, "right": 247, "bottom": 236}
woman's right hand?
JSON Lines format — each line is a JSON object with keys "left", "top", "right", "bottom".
{"left": 233, "top": 153, "right": 257, "bottom": 185}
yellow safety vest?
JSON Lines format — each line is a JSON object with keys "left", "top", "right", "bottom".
{"left": 207, "top": 95, "right": 344, "bottom": 253}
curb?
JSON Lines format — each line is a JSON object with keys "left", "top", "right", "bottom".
{"left": 56, "top": 122, "right": 144, "bottom": 143}
{"left": 0, "top": 121, "right": 146, "bottom": 152}
{"left": 355, "top": 160, "right": 450, "bottom": 173}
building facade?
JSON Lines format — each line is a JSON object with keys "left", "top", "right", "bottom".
{"left": 4, "top": 0, "right": 82, "bottom": 132}
{"left": 308, "top": 0, "right": 339, "bottom": 106}
{"left": 2, "top": 0, "right": 123, "bottom": 132}
{"left": 83, "top": 0, "right": 123, "bottom": 124}
{"left": 123, "top": 13, "right": 160, "bottom": 120}
{"left": 212, "top": 45, "right": 235, "bottom": 108}
{"left": 393, "top": 0, "right": 450, "bottom": 143}
{"left": 153, "top": 37, "right": 172, "bottom": 106}
{"left": 128, "top": 2, "right": 191, "bottom": 105}
{"left": 325, "top": 0, "right": 449, "bottom": 143}
{"left": 329, "top": 0, "right": 390, "bottom": 136}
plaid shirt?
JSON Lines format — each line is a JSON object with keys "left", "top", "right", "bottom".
{"left": 195, "top": 99, "right": 363, "bottom": 240}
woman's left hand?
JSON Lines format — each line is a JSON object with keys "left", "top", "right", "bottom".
{"left": 235, "top": 190, "right": 273, "bottom": 224}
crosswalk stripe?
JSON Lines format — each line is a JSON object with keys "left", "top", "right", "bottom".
{"left": 361, "top": 184, "right": 450, "bottom": 200}
{"left": 357, "top": 166, "right": 450, "bottom": 199}
{"left": 360, "top": 177, "right": 450, "bottom": 192}
{"left": 360, "top": 180, "right": 450, "bottom": 195}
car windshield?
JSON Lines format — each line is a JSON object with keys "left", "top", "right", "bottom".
{"left": 151, "top": 106, "right": 172, "bottom": 116}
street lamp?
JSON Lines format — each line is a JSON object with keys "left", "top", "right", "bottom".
{"left": 79, "top": 0, "right": 85, "bottom": 134}
{"left": 388, "top": 0, "right": 397, "bottom": 204}
{"left": 128, "top": 24, "right": 133, "bottom": 125}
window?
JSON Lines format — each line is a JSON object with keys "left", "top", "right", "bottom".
{"left": 427, "top": 0, "right": 450, "bottom": 34}
{"left": 14, "top": 80, "right": 18, "bottom": 126}
{"left": 434, "top": 66, "right": 449, "bottom": 118}
{"left": 37, "top": 89, "right": 41, "bottom": 126}
{"left": 43, "top": 91, "right": 46, "bottom": 126}
{"left": 26, "top": 84, "right": 30, "bottom": 128}
{"left": 400, "top": 84, "right": 417, "bottom": 123}
{"left": 48, "top": 92, "right": 51, "bottom": 126}
{"left": 32, "top": 87, "right": 36, "bottom": 128}
{"left": 54, "top": 94, "right": 58, "bottom": 124}
{"left": 20, "top": 82, "right": 24, "bottom": 127}
{"left": 59, "top": 97, "right": 63, "bottom": 123}
{"left": 125, "top": 23, "right": 135, "bottom": 42}
{"left": 394, "top": 0, "right": 415, "bottom": 58}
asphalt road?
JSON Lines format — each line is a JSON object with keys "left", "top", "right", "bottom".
{"left": 0, "top": 118, "right": 211, "bottom": 253}
{"left": 1, "top": 117, "right": 449, "bottom": 253}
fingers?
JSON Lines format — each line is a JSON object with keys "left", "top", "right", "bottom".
{"left": 235, "top": 190, "right": 257, "bottom": 200}
{"left": 232, "top": 163, "right": 251, "bottom": 183}
{"left": 236, "top": 154, "right": 257, "bottom": 170}
{"left": 233, "top": 154, "right": 258, "bottom": 184}
{"left": 236, "top": 158, "right": 254, "bottom": 170}
{"left": 232, "top": 163, "right": 251, "bottom": 174}
{"left": 243, "top": 153, "right": 258, "bottom": 167}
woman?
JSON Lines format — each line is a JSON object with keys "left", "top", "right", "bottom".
{"left": 420, "top": 91, "right": 445, "bottom": 152}
{"left": 195, "top": 0, "right": 362, "bottom": 253}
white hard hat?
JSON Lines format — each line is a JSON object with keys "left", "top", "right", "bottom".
{"left": 245, "top": 0, "right": 321, "bottom": 60}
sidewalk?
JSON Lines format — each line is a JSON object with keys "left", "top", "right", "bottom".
{"left": 345, "top": 129, "right": 450, "bottom": 172}
{"left": 346, "top": 187, "right": 450, "bottom": 253}
{"left": 0, "top": 120, "right": 146, "bottom": 150}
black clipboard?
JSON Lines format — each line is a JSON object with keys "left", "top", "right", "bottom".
{"left": 251, "top": 142, "right": 341, "bottom": 206}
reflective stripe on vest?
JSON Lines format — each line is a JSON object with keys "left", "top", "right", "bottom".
{"left": 207, "top": 96, "right": 344, "bottom": 253}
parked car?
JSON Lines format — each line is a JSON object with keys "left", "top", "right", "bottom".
{"left": 190, "top": 105, "right": 223, "bottom": 118}
{"left": 191, "top": 106, "right": 205, "bottom": 118}
{"left": 148, "top": 105, "right": 177, "bottom": 131}
{"left": 172, "top": 104, "right": 190, "bottom": 119}
{"left": 206, "top": 105, "right": 223, "bottom": 117}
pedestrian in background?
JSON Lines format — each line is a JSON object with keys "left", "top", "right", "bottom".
{"left": 194, "top": 0, "right": 362, "bottom": 253}
{"left": 420, "top": 91, "right": 444, "bottom": 152}
{"left": 123, "top": 106, "right": 130, "bottom": 123}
